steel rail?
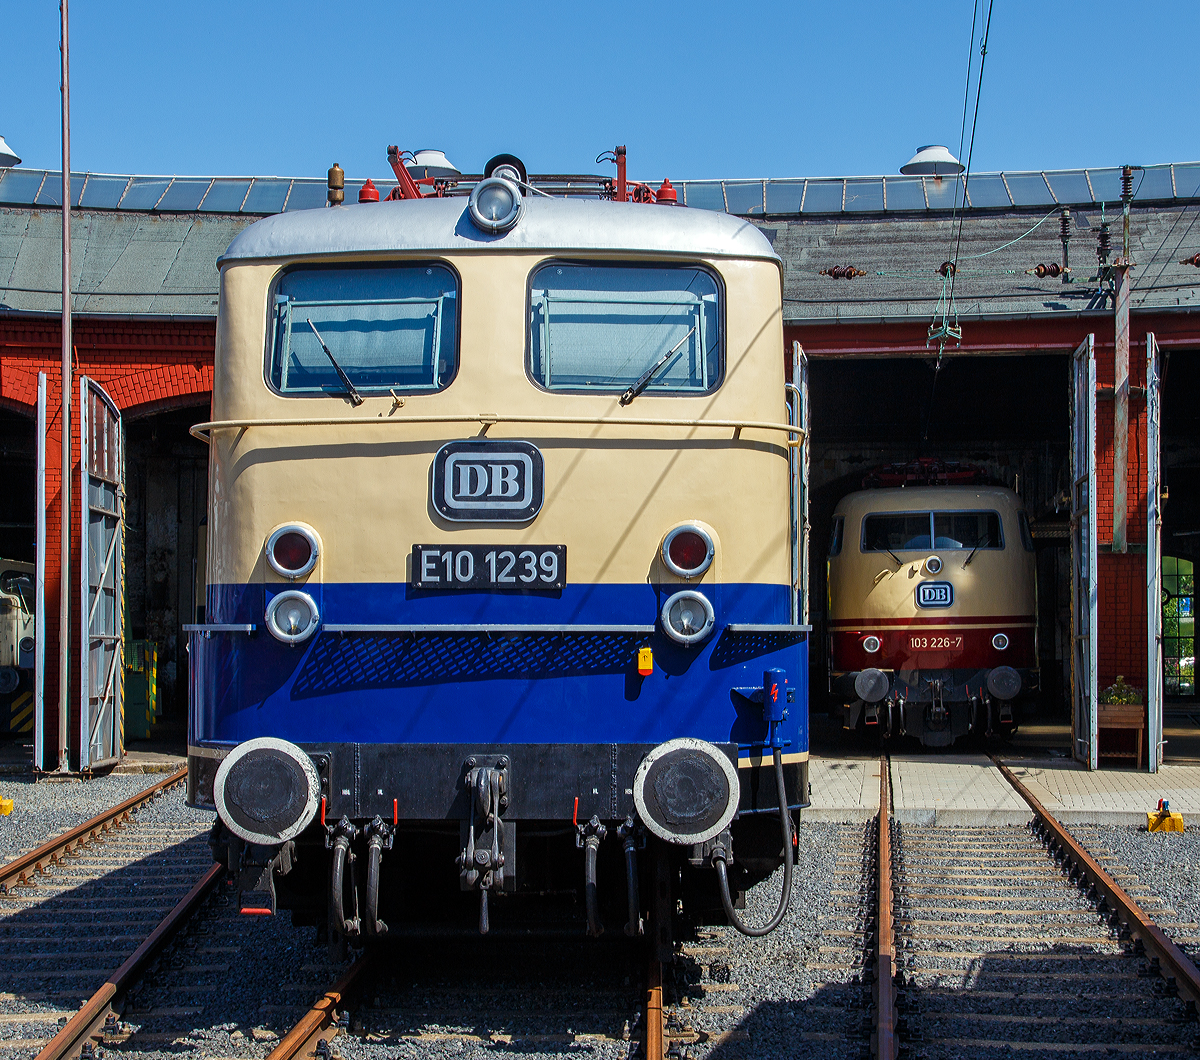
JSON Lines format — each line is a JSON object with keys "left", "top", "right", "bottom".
{"left": 994, "top": 757, "right": 1200, "bottom": 1005}
{"left": 266, "top": 955, "right": 373, "bottom": 1060}
{"left": 874, "top": 756, "right": 896, "bottom": 1060}
{"left": 645, "top": 951, "right": 664, "bottom": 1060}
{"left": 34, "top": 862, "right": 223, "bottom": 1060}
{"left": 0, "top": 766, "right": 187, "bottom": 894}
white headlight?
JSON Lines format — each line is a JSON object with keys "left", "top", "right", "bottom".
{"left": 468, "top": 176, "right": 523, "bottom": 234}
{"left": 925, "top": 555, "right": 943, "bottom": 574}
{"left": 863, "top": 635, "right": 881, "bottom": 654}
{"left": 266, "top": 589, "right": 320, "bottom": 645}
{"left": 660, "top": 590, "right": 715, "bottom": 646}
{"left": 992, "top": 633, "right": 1009, "bottom": 651}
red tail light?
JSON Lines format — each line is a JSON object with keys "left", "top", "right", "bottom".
{"left": 662, "top": 525, "right": 714, "bottom": 578}
{"left": 266, "top": 525, "right": 319, "bottom": 579}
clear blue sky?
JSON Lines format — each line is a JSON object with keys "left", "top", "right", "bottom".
{"left": 5, "top": 1, "right": 1198, "bottom": 183}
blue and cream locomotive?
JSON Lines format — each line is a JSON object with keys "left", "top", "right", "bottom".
{"left": 187, "top": 153, "right": 808, "bottom": 943}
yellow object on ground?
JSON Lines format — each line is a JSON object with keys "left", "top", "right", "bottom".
{"left": 0, "top": 797, "right": 12, "bottom": 816}
{"left": 1148, "top": 810, "right": 1185, "bottom": 832}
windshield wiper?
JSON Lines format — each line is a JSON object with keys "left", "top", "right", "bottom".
{"left": 961, "top": 535, "right": 989, "bottom": 569}
{"left": 619, "top": 325, "right": 697, "bottom": 406}
{"left": 885, "top": 547, "right": 904, "bottom": 569}
{"left": 307, "top": 319, "right": 364, "bottom": 407}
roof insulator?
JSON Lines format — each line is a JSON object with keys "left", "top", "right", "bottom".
{"left": 655, "top": 178, "right": 678, "bottom": 206}
{"left": 819, "top": 265, "right": 866, "bottom": 279}
{"left": 1179, "top": 252, "right": 1200, "bottom": 268}
{"left": 1027, "top": 263, "right": 1066, "bottom": 278}
{"left": 937, "top": 260, "right": 956, "bottom": 278}
{"left": 358, "top": 178, "right": 380, "bottom": 204}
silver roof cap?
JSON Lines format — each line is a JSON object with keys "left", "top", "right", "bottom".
{"left": 218, "top": 195, "right": 780, "bottom": 266}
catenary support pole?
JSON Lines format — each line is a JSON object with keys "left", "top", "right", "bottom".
{"left": 58, "top": 0, "right": 72, "bottom": 771}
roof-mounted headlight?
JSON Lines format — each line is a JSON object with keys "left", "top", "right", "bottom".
{"left": 468, "top": 176, "right": 523, "bottom": 234}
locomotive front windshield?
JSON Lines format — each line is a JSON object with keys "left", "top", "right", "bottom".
{"left": 268, "top": 264, "right": 459, "bottom": 395}
{"left": 528, "top": 263, "right": 720, "bottom": 394}
{"left": 862, "top": 511, "right": 1003, "bottom": 551}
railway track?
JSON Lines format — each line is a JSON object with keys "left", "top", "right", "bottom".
{"left": 868, "top": 755, "right": 1200, "bottom": 1058}
{"left": 264, "top": 933, "right": 652, "bottom": 1060}
{"left": 0, "top": 768, "right": 222, "bottom": 1060}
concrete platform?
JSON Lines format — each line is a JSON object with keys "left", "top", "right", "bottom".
{"left": 804, "top": 751, "right": 1200, "bottom": 826}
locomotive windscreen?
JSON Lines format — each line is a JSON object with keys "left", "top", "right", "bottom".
{"left": 268, "top": 263, "right": 459, "bottom": 395}
{"left": 528, "top": 263, "right": 720, "bottom": 394}
{"left": 862, "top": 511, "right": 1003, "bottom": 551}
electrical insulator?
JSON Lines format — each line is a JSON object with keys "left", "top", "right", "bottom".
{"left": 938, "top": 260, "right": 956, "bottom": 278}
{"left": 1121, "top": 165, "right": 1134, "bottom": 202}
{"left": 1179, "top": 253, "right": 1200, "bottom": 268}
{"left": 1097, "top": 223, "right": 1112, "bottom": 264}
{"left": 1028, "top": 263, "right": 1064, "bottom": 279}
{"left": 1060, "top": 210, "right": 1071, "bottom": 243}
{"left": 819, "top": 265, "right": 866, "bottom": 279}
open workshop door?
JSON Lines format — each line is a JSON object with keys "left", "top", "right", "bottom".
{"left": 79, "top": 377, "right": 125, "bottom": 770}
{"left": 1147, "top": 333, "right": 1163, "bottom": 772}
{"left": 1070, "top": 335, "right": 1099, "bottom": 769}
{"left": 788, "top": 341, "right": 810, "bottom": 624}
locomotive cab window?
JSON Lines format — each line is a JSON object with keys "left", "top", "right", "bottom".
{"left": 268, "top": 264, "right": 459, "bottom": 396}
{"left": 528, "top": 263, "right": 721, "bottom": 394}
{"left": 828, "top": 516, "right": 845, "bottom": 556}
{"left": 862, "top": 511, "right": 1003, "bottom": 552}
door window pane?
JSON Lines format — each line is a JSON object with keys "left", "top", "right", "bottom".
{"left": 862, "top": 514, "right": 932, "bottom": 552}
{"left": 933, "top": 511, "right": 1003, "bottom": 550}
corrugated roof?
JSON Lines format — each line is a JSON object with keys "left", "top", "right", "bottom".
{"left": 0, "top": 208, "right": 253, "bottom": 316}
{"left": 1, "top": 160, "right": 1197, "bottom": 321}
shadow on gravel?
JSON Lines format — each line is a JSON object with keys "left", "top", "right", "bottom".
{"left": 703, "top": 942, "right": 1199, "bottom": 1060}
{"left": 0, "top": 835, "right": 214, "bottom": 1004}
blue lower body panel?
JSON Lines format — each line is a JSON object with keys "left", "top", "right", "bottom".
{"left": 191, "top": 580, "right": 808, "bottom": 770}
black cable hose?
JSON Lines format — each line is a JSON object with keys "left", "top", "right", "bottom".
{"left": 330, "top": 835, "right": 351, "bottom": 935}
{"left": 714, "top": 744, "right": 794, "bottom": 937}
{"left": 584, "top": 836, "right": 604, "bottom": 937}
{"left": 623, "top": 836, "right": 642, "bottom": 937}
{"left": 366, "top": 836, "right": 387, "bottom": 936}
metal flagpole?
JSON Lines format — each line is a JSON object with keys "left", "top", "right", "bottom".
{"left": 58, "top": 0, "right": 72, "bottom": 771}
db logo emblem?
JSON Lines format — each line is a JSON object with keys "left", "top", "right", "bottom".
{"left": 432, "top": 440, "right": 544, "bottom": 522}
{"left": 915, "top": 582, "right": 954, "bottom": 609}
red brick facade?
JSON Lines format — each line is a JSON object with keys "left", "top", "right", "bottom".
{"left": 0, "top": 317, "right": 214, "bottom": 768}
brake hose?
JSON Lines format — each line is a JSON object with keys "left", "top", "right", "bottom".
{"left": 713, "top": 730, "right": 794, "bottom": 937}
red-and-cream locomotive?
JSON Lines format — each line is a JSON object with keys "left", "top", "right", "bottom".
{"left": 826, "top": 466, "right": 1038, "bottom": 747}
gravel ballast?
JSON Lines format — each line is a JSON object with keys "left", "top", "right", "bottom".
{"left": 0, "top": 770, "right": 184, "bottom": 862}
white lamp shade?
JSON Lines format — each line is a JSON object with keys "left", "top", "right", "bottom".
{"left": 900, "top": 145, "right": 964, "bottom": 176}
{"left": 0, "top": 136, "right": 21, "bottom": 168}
{"left": 407, "top": 149, "right": 460, "bottom": 179}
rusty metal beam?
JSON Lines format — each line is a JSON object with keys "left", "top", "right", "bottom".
{"left": 995, "top": 759, "right": 1200, "bottom": 1004}
{"left": 267, "top": 955, "right": 372, "bottom": 1060}
{"left": 875, "top": 756, "right": 895, "bottom": 1060}
{"left": 645, "top": 952, "right": 664, "bottom": 1060}
{"left": 1, "top": 766, "right": 186, "bottom": 893}
{"left": 35, "top": 862, "right": 222, "bottom": 1060}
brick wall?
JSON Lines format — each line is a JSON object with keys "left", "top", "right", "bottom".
{"left": 0, "top": 316, "right": 214, "bottom": 769}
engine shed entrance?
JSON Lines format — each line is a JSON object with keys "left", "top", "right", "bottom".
{"left": 802, "top": 352, "right": 1073, "bottom": 730}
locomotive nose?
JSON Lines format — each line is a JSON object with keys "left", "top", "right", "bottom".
{"left": 213, "top": 738, "right": 321, "bottom": 845}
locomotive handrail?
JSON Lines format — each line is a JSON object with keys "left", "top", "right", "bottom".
{"left": 189, "top": 413, "right": 806, "bottom": 443}
{"left": 321, "top": 622, "right": 657, "bottom": 634}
